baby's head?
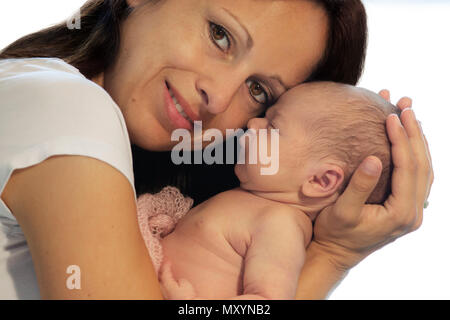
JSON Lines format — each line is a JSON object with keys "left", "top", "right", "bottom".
{"left": 235, "top": 82, "right": 401, "bottom": 215}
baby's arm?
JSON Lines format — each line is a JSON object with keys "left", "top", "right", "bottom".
{"left": 159, "top": 209, "right": 309, "bottom": 300}
{"left": 234, "top": 210, "right": 307, "bottom": 300}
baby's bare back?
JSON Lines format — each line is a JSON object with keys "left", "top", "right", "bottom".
{"left": 160, "top": 188, "right": 312, "bottom": 299}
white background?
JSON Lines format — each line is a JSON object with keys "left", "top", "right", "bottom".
{"left": 1, "top": 0, "right": 449, "bottom": 299}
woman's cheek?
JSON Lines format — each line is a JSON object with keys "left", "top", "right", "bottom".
{"left": 163, "top": 20, "right": 208, "bottom": 68}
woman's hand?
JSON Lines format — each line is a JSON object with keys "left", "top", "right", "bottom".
{"left": 311, "top": 91, "right": 434, "bottom": 272}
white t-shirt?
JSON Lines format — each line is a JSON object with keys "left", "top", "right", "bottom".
{"left": 0, "top": 57, "right": 136, "bottom": 299}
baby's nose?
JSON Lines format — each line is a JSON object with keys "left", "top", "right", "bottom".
{"left": 247, "top": 117, "right": 267, "bottom": 130}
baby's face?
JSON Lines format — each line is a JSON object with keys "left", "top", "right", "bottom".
{"left": 235, "top": 86, "right": 320, "bottom": 194}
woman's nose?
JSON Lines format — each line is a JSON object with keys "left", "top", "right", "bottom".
{"left": 196, "top": 68, "right": 247, "bottom": 115}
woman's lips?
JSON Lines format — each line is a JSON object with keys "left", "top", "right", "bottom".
{"left": 164, "top": 81, "right": 194, "bottom": 130}
{"left": 167, "top": 82, "right": 201, "bottom": 122}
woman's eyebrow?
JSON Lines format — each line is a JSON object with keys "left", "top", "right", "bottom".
{"left": 220, "top": 7, "right": 290, "bottom": 93}
{"left": 221, "top": 7, "right": 254, "bottom": 49}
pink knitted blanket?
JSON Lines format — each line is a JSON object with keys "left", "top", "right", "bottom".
{"left": 136, "top": 186, "right": 194, "bottom": 274}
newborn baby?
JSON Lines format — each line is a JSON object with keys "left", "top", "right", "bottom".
{"left": 137, "top": 81, "right": 401, "bottom": 300}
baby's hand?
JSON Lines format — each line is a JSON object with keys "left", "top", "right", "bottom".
{"left": 159, "top": 261, "right": 197, "bottom": 300}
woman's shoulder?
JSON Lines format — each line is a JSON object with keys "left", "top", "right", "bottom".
{"left": 0, "top": 57, "right": 91, "bottom": 92}
{"left": 0, "top": 58, "right": 136, "bottom": 211}
{"left": 0, "top": 57, "right": 129, "bottom": 145}
{"left": 0, "top": 57, "right": 117, "bottom": 115}
{"left": 0, "top": 57, "right": 82, "bottom": 77}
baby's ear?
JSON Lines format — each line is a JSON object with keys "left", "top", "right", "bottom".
{"left": 302, "top": 164, "right": 345, "bottom": 199}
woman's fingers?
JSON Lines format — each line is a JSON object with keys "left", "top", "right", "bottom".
{"left": 399, "top": 109, "right": 432, "bottom": 229}
{"left": 385, "top": 114, "right": 418, "bottom": 228}
{"left": 422, "top": 132, "right": 434, "bottom": 200}
{"left": 416, "top": 120, "right": 434, "bottom": 199}
{"left": 396, "top": 97, "right": 413, "bottom": 110}
{"left": 379, "top": 89, "right": 412, "bottom": 110}
{"left": 400, "top": 109, "right": 430, "bottom": 177}
{"left": 379, "top": 89, "right": 391, "bottom": 102}
{"left": 395, "top": 93, "right": 432, "bottom": 199}
{"left": 335, "top": 156, "right": 382, "bottom": 223}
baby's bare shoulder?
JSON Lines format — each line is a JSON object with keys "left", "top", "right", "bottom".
{"left": 209, "top": 187, "right": 255, "bottom": 201}
{"left": 206, "top": 188, "right": 267, "bottom": 211}
{"left": 211, "top": 189, "right": 308, "bottom": 222}
{"left": 258, "top": 204, "right": 301, "bottom": 223}
{"left": 201, "top": 189, "right": 312, "bottom": 239}
{"left": 256, "top": 204, "right": 313, "bottom": 245}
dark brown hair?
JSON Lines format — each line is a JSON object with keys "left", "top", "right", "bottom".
{"left": 0, "top": 0, "right": 368, "bottom": 204}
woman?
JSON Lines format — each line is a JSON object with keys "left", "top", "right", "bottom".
{"left": 0, "top": 0, "right": 432, "bottom": 299}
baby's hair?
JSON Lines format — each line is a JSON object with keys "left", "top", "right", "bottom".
{"left": 299, "top": 82, "right": 401, "bottom": 204}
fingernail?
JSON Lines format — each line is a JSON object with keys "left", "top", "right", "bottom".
{"left": 362, "top": 157, "right": 381, "bottom": 176}
{"left": 401, "top": 108, "right": 415, "bottom": 119}
{"left": 391, "top": 114, "right": 403, "bottom": 127}
{"left": 388, "top": 113, "right": 399, "bottom": 125}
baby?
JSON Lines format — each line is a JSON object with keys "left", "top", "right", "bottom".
{"left": 137, "top": 81, "right": 401, "bottom": 300}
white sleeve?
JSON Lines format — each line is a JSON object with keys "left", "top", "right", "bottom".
{"left": 0, "top": 66, "right": 136, "bottom": 221}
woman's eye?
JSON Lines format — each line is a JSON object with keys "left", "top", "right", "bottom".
{"left": 209, "top": 22, "right": 231, "bottom": 52}
{"left": 246, "top": 80, "right": 268, "bottom": 105}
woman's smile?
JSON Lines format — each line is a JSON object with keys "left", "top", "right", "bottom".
{"left": 164, "top": 81, "right": 198, "bottom": 131}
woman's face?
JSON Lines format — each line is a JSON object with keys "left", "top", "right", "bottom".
{"left": 101, "top": 0, "right": 328, "bottom": 151}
